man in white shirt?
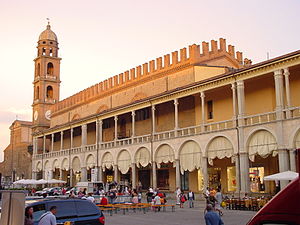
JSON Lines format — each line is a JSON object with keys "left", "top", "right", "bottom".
{"left": 87, "top": 193, "right": 95, "bottom": 203}
{"left": 38, "top": 206, "right": 57, "bottom": 225}
{"left": 176, "top": 187, "right": 181, "bottom": 205}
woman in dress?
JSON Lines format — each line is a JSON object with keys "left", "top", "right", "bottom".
{"left": 24, "top": 206, "right": 34, "bottom": 225}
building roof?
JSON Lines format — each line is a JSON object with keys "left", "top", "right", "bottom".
{"left": 39, "top": 24, "right": 57, "bottom": 41}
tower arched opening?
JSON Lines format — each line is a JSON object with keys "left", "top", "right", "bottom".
{"left": 47, "top": 62, "right": 54, "bottom": 75}
{"left": 46, "top": 86, "right": 53, "bottom": 99}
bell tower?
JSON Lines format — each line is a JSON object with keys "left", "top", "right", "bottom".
{"left": 32, "top": 22, "right": 61, "bottom": 133}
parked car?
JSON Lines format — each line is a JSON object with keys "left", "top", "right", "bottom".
{"left": 247, "top": 149, "right": 300, "bottom": 225}
{"left": 35, "top": 187, "right": 62, "bottom": 196}
{"left": 34, "top": 188, "right": 51, "bottom": 196}
{"left": 28, "top": 199, "right": 105, "bottom": 225}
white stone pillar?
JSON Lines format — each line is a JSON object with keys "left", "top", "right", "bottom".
{"left": 231, "top": 82, "right": 237, "bottom": 126}
{"left": 114, "top": 116, "right": 118, "bottom": 141}
{"left": 60, "top": 131, "right": 64, "bottom": 150}
{"left": 283, "top": 68, "right": 291, "bottom": 118}
{"left": 32, "top": 171, "right": 36, "bottom": 180}
{"left": 99, "top": 120, "right": 103, "bottom": 143}
{"left": 175, "top": 159, "right": 181, "bottom": 189}
{"left": 131, "top": 111, "right": 136, "bottom": 137}
{"left": 132, "top": 163, "right": 136, "bottom": 189}
{"left": 239, "top": 152, "right": 250, "bottom": 193}
{"left": 152, "top": 162, "right": 157, "bottom": 189}
{"left": 289, "top": 149, "right": 296, "bottom": 172}
{"left": 43, "top": 135, "right": 46, "bottom": 154}
{"left": 98, "top": 166, "right": 103, "bottom": 181}
{"left": 151, "top": 105, "right": 156, "bottom": 133}
{"left": 174, "top": 99, "right": 179, "bottom": 130}
{"left": 81, "top": 167, "right": 87, "bottom": 182}
{"left": 59, "top": 168, "right": 63, "bottom": 180}
{"left": 51, "top": 134, "right": 54, "bottom": 151}
{"left": 202, "top": 157, "right": 208, "bottom": 192}
{"left": 33, "top": 137, "right": 37, "bottom": 155}
{"left": 70, "top": 128, "right": 74, "bottom": 149}
{"left": 236, "top": 80, "right": 245, "bottom": 126}
{"left": 114, "top": 164, "right": 118, "bottom": 182}
{"left": 234, "top": 154, "right": 240, "bottom": 194}
{"left": 200, "top": 92, "right": 205, "bottom": 132}
{"left": 278, "top": 149, "right": 289, "bottom": 189}
{"left": 274, "top": 69, "right": 284, "bottom": 119}
{"left": 81, "top": 124, "right": 87, "bottom": 146}
{"left": 96, "top": 120, "right": 99, "bottom": 145}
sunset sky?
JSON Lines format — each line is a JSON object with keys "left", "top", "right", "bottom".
{"left": 0, "top": 0, "right": 299, "bottom": 161}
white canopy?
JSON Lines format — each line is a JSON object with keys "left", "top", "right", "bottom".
{"left": 264, "top": 171, "right": 299, "bottom": 181}
{"left": 47, "top": 179, "right": 67, "bottom": 184}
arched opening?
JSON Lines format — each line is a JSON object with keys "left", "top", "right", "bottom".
{"left": 42, "top": 48, "right": 46, "bottom": 55}
{"left": 46, "top": 86, "right": 53, "bottom": 99}
{"left": 135, "top": 147, "right": 151, "bottom": 190}
{"left": 50, "top": 48, "right": 53, "bottom": 57}
{"left": 47, "top": 62, "right": 54, "bottom": 75}
{"left": 35, "top": 86, "right": 39, "bottom": 100}
{"left": 102, "top": 152, "right": 114, "bottom": 183}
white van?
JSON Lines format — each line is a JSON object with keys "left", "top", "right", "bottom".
{"left": 76, "top": 181, "right": 104, "bottom": 194}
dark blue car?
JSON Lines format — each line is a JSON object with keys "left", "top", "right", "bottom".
{"left": 28, "top": 199, "right": 105, "bottom": 225}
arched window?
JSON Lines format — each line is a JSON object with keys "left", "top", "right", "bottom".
{"left": 35, "top": 86, "right": 39, "bottom": 99}
{"left": 42, "top": 48, "right": 46, "bottom": 55}
{"left": 50, "top": 48, "right": 53, "bottom": 57}
{"left": 47, "top": 62, "right": 54, "bottom": 75}
{"left": 46, "top": 86, "right": 53, "bottom": 99}
{"left": 36, "top": 63, "right": 40, "bottom": 77}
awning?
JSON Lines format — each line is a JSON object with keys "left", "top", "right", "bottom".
{"left": 135, "top": 147, "right": 150, "bottom": 168}
{"left": 86, "top": 155, "right": 96, "bottom": 169}
{"left": 102, "top": 152, "right": 113, "bottom": 171}
{"left": 207, "top": 137, "right": 234, "bottom": 165}
{"left": 264, "top": 171, "right": 299, "bottom": 181}
{"left": 52, "top": 159, "right": 59, "bottom": 172}
{"left": 118, "top": 150, "right": 131, "bottom": 174}
{"left": 179, "top": 141, "right": 201, "bottom": 174}
{"left": 61, "top": 158, "right": 69, "bottom": 171}
{"left": 248, "top": 130, "right": 277, "bottom": 162}
{"left": 155, "top": 144, "right": 175, "bottom": 168}
{"left": 72, "top": 157, "right": 81, "bottom": 172}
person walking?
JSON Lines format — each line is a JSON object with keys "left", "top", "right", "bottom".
{"left": 204, "top": 204, "right": 224, "bottom": 225}
{"left": 188, "top": 190, "right": 195, "bottom": 208}
{"left": 179, "top": 191, "right": 187, "bottom": 208}
{"left": 215, "top": 188, "right": 223, "bottom": 216}
{"left": 175, "top": 187, "right": 181, "bottom": 205}
{"left": 38, "top": 206, "right": 57, "bottom": 225}
{"left": 24, "top": 206, "right": 34, "bottom": 225}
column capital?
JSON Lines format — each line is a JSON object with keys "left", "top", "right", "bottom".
{"left": 114, "top": 115, "right": 118, "bottom": 121}
{"left": 174, "top": 98, "right": 179, "bottom": 105}
{"left": 51, "top": 133, "right": 54, "bottom": 138}
{"left": 283, "top": 68, "right": 290, "bottom": 76}
{"left": 274, "top": 69, "right": 283, "bottom": 77}
{"left": 60, "top": 130, "right": 64, "bottom": 135}
{"left": 96, "top": 119, "right": 103, "bottom": 124}
{"left": 236, "top": 80, "right": 244, "bottom": 87}
{"left": 151, "top": 105, "right": 156, "bottom": 111}
{"left": 231, "top": 82, "right": 236, "bottom": 89}
{"left": 81, "top": 124, "right": 87, "bottom": 129}
{"left": 200, "top": 91, "right": 205, "bottom": 98}
{"left": 131, "top": 110, "right": 136, "bottom": 116}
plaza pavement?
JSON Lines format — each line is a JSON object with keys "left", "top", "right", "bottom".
{"left": 105, "top": 200, "right": 256, "bottom": 225}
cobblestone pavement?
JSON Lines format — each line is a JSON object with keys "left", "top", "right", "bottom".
{"left": 104, "top": 200, "right": 256, "bottom": 225}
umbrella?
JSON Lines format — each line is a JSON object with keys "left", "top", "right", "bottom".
{"left": 47, "top": 179, "right": 66, "bottom": 184}
{"left": 13, "top": 179, "right": 39, "bottom": 185}
{"left": 36, "top": 179, "right": 48, "bottom": 184}
{"left": 264, "top": 171, "right": 299, "bottom": 181}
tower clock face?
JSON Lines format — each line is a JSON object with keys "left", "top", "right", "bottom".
{"left": 45, "top": 110, "right": 51, "bottom": 120}
{"left": 34, "top": 111, "right": 38, "bottom": 121}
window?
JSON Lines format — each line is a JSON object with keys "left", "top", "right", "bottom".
{"left": 207, "top": 100, "right": 213, "bottom": 120}
{"left": 32, "top": 204, "right": 46, "bottom": 223}
{"left": 35, "top": 86, "right": 39, "bottom": 99}
{"left": 75, "top": 200, "right": 99, "bottom": 217}
{"left": 136, "top": 108, "right": 150, "bottom": 121}
{"left": 47, "top": 201, "right": 77, "bottom": 220}
{"left": 46, "top": 86, "right": 53, "bottom": 99}
{"left": 50, "top": 48, "right": 53, "bottom": 57}
{"left": 47, "top": 62, "right": 54, "bottom": 75}
{"left": 103, "top": 119, "right": 111, "bottom": 129}
{"left": 42, "top": 48, "right": 46, "bottom": 55}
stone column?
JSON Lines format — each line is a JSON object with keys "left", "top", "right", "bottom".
{"left": 114, "top": 164, "right": 119, "bottom": 182}
{"left": 70, "top": 128, "right": 74, "bottom": 149}
{"left": 174, "top": 99, "right": 179, "bottom": 131}
{"left": 274, "top": 69, "right": 284, "bottom": 120}
{"left": 69, "top": 169, "right": 73, "bottom": 187}
{"left": 151, "top": 105, "right": 156, "bottom": 133}
{"left": 234, "top": 154, "right": 240, "bottom": 194}
{"left": 175, "top": 159, "right": 181, "bottom": 189}
{"left": 132, "top": 163, "right": 136, "bottom": 189}
{"left": 278, "top": 149, "right": 289, "bottom": 189}
{"left": 289, "top": 149, "right": 296, "bottom": 172}
{"left": 96, "top": 120, "right": 99, "bottom": 145}
{"left": 98, "top": 166, "right": 103, "bottom": 181}
{"left": 231, "top": 82, "right": 237, "bottom": 126}
{"left": 81, "top": 167, "right": 87, "bottom": 182}
{"left": 32, "top": 171, "right": 36, "bottom": 180}
{"left": 43, "top": 135, "right": 46, "bottom": 154}
{"left": 236, "top": 80, "right": 245, "bottom": 126}
{"left": 81, "top": 124, "right": 87, "bottom": 146}
{"left": 131, "top": 111, "right": 136, "bottom": 137}
{"left": 283, "top": 68, "right": 291, "bottom": 118}
{"left": 48, "top": 170, "right": 53, "bottom": 180}
{"left": 99, "top": 120, "right": 103, "bottom": 143}
{"left": 51, "top": 134, "right": 54, "bottom": 151}
{"left": 60, "top": 131, "right": 64, "bottom": 150}
{"left": 202, "top": 157, "right": 208, "bottom": 192}
{"left": 33, "top": 137, "right": 37, "bottom": 155}
{"left": 200, "top": 92, "right": 205, "bottom": 132}
{"left": 114, "top": 116, "right": 118, "bottom": 141}
{"left": 152, "top": 162, "right": 157, "bottom": 189}
{"left": 59, "top": 169, "right": 63, "bottom": 180}
{"left": 239, "top": 152, "right": 250, "bottom": 194}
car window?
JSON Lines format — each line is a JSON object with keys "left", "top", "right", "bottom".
{"left": 47, "top": 201, "right": 77, "bottom": 219}
{"left": 32, "top": 203, "right": 46, "bottom": 223}
{"left": 75, "top": 200, "right": 99, "bottom": 217}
